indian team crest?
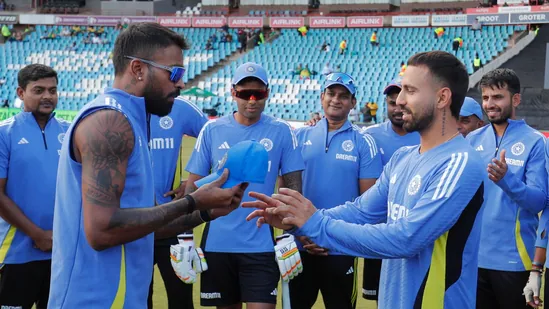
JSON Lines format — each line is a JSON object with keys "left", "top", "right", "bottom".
{"left": 342, "top": 140, "right": 354, "bottom": 152}
{"left": 58, "top": 133, "right": 65, "bottom": 144}
{"left": 260, "top": 138, "right": 273, "bottom": 152}
{"left": 407, "top": 174, "right": 422, "bottom": 196}
{"left": 511, "top": 142, "right": 525, "bottom": 156}
{"left": 246, "top": 65, "right": 256, "bottom": 73}
{"left": 159, "top": 116, "right": 173, "bottom": 130}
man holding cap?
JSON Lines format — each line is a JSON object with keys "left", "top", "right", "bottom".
{"left": 185, "top": 62, "right": 305, "bottom": 309}
{"left": 360, "top": 77, "right": 420, "bottom": 304}
{"left": 289, "top": 72, "right": 383, "bottom": 309}
{"left": 457, "top": 96, "right": 484, "bottom": 137}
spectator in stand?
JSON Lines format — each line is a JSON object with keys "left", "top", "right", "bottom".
{"left": 60, "top": 28, "right": 71, "bottom": 37}
{"left": 1, "top": 25, "right": 10, "bottom": 41}
{"left": 472, "top": 18, "right": 482, "bottom": 31}
{"left": 206, "top": 39, "right": 213, "bottom": 51}
{"left": 367, "top": 100, "right": 378, "bottom": 124}
{"left": 321, "top": 62, "right": 333, "bottom": 76}
{"left": 325, "top": 43, "right": 331, "bottom": 52}
{"left": 238, "top": 29, "right": 247, "bottom": 53}
{"left": 434, "top": 27, "right": 445, "bottom": 39}
{"left": 361, "top": 104, "right": 372, "bottom": 123}
{"left": 370, "top": 31, "right": 378, "bottom": 46}
{"left": 399, "top": 61, "right": 407, "bottom": 76}
{"left": 70, "top": 25, "right": 81, "bottom": 36}
{"left": 320, "top": 42, "right": 327, "bottom": 51}
{"left": 474, "top": 54, "right": 482, "bottom": 72}
{"left": 298, "top": 26, "right": 308, "bottom": 37}
{"left": 339, "top": 40, "right": 347, "bottom": 55}
{"left": 300, "top": 66, "right": 312, "bottom": 80}
{"left": 452, "top": 36, "right": 463, "bottom": 55}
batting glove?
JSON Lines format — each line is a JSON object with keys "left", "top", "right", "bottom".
{"left": 170, "top": 234, "right": 208, "bottom": 284}
{"left": 274, "top": 234, "right": 303, "bottom": 283}
{"left": 523, "top": 270, "right": 542, "bottom": 306}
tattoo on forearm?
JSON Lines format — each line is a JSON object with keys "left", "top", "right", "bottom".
{"left": 156, "top": 210, "right": 204, "bottom": 239}
{"left": 282, "top": 171, "right": 302, "bottom": 193}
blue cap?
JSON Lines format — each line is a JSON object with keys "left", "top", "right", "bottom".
{"left": 232, "top": 62, "right": 269, "bottom": 86}
{"left": 460, "top": 97, "right": 483, "bottom": 120}
{"left": 383, "top": 77, "right": 402, "bottom": 95}
{"left": 323, "top": 73, "right": 357, "bottom": 96}
{"left": 194, "top": 140, "right": 269, "bottom": 189}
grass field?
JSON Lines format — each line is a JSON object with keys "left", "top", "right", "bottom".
{"left": 150, "top": 137, "right": 378, "bottom": 309}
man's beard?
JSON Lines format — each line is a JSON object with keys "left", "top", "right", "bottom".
{"left": 143, "top": 79, "right": 179, "bottom": 117}
{"left": 402, "top": 104, "right": 435, "bottom": 133}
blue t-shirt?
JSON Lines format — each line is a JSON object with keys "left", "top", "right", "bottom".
{"left": 294, "top": 136, "right": 485, "bottom": 309}
{"left": 150, "top": 98, "right": 207, "bottom": 205}
{"left": 0, "top": 112, "right": 69, "bottom": 264}
{"left": 362, "top": 121, "right": 420, "bottom": 166}
{"left": 186, "top": 113, "right": 305, "bottom": 253}
{"left": 467, "top": 120, "right": 548, "bottom": 271}
{"left": 49, "top": 88, "right": 155, "bottom": 309}
{"left": 534, "top": 138, "right": 549, "bottom": 268}
{"left": 296, "top": 118, "right": 382, "bottom": 211}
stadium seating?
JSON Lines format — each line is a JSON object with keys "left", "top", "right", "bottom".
{"left": 0, "top": 25, "right": 239, "bottom": 110}
{"left": 188, "top": 26, "right": 526, "bottom": 121}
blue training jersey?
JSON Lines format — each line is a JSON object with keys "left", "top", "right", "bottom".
{"left": 362, "top": 121, "right": 420, "bottom": 166}
{"left": 534, "top": 137, "right": 549, "bottom": 267}
{"left": 186, "top": 113, "right": 305, "bottom": 253}
{"left": 0, "top": 112, "right": 69, "bottom": 264}
{"left": 150, "top": 97, "right": 207, "bottom": 205}
{"left": 49, "top": 88, "right": 155, "bottom": 309}
{"left": 292, "top": 136, "right": 485, "bottom": 309}
{"left": 467, "top": 120, "right": 548, "bottom": 271}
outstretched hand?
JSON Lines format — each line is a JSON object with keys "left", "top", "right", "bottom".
{"left": 191, "top": 169, "right": 248, "bottom": 213}
{"left": 242, "top": 188, "right": 318, "bottom": 229}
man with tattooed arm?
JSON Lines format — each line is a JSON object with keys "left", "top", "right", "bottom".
{"left": 48, "top": 23, "right": 248, "bottom": 309}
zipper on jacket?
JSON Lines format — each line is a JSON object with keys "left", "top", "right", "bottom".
{"left": 493, "top": 122, "right": 509, "bottom": 158}
{"left": 34, "top": 115, "right": 53, "bottom": 150}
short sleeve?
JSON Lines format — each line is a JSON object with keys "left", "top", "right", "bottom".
{"left": 185, "top": 121, "right": 214, "bottom": 176}
{"left": 359, "top": 133, "right": 383, "bottom": 179}
{"left": 279, "top": 122, "right": 305, "bottom": 175}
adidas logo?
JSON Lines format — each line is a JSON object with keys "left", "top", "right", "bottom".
{"left": 270, "top": 289, "right": 278, "bottom": 296}
{"left": 346, "top": 266, "right": 354, "bottom": 275}
{"left": 218, "top": 142, "right": 230, "bottom": 150}
{"left": 17, "top": 138, "right": 29, "bottom": 145}
{"left": 475, "top": 145, "right": 484, "bottom": 152}
{"left": 304, "top": 140, "right": 312, "bottom": 146}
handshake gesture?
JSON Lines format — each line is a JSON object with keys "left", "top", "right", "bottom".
{"left": 170, "top": 234, "right": 208, "bottom": 284}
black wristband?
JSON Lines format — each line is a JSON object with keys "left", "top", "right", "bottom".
{"left": 199, "top": 210, "right": 213, "bottom": 222}
{"left": 183, "top": 194, "right": 196, "bottom": 214}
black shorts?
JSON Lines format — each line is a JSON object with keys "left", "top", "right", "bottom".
{"left": 362, "top": 258, "right": 382, "bottom": 300}
{"left": 148, "top": 239, "right": 193, "bottom": 309}
{"left": 0, "top": 260, "right": 51, "bottom": 309}
{"left": 289, "top": 251, "right": 357, "bottom": 309}
{"left": 200, "top": 252, "right": 279, "bottom": 307}
{"left": 476, "top": 268, "right": 530, "bottom": 309}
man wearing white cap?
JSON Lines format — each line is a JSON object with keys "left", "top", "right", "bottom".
{"left": 457, "top": 96, "right": 485, "bottom": 137}
{"left": 185, "top": 62, "right": 305, "bottom": 309}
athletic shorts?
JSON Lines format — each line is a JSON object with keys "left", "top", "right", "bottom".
{"left": 289, "top": 251, "right": 357, "bottom": 309}
{"left": 362, "top": 258, "right": 382, "bottom": 300}
{"left": 200, "top": 252, "right": 279, "bottom": 307}
{"left": 476, "top": 267, "right": 530, "bottom": 309}
{"left": 0, "top": 260, "right": 51, "bottom": 309}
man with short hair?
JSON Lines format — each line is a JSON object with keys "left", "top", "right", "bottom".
{"left": 185, "top": 62, "right": 305, "bottom": 309}
{"left": 0, "top": 64, "right": 69, "bottom": 309}
{"left": 244, "top": 51, "right": 486, "bottom": 309}
{"left": 457, "top": 96, "right": 485, "bottom": 137}
{"left": 360, "top": 78, "right": 420, "bottom": 303}
{"left": 291, "top": 72, "right": 382, "bottom": 309}
{"left": 49, "top": 23, "right": 247, "bottom": 309}
{"left": 147, "top": 97, "right": 208, "bottom": 309}
{"left": 467, "top": 68, "right": 548, "bottom": 309}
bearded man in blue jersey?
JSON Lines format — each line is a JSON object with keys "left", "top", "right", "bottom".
{"left": 49, "top": 23, "right": 247, "bottom": 309}
{"left": 467, "top": 68, "right": 547, "bottom": 309}
{"left": 244, "top": 51, "right": 486, "bottom": 309}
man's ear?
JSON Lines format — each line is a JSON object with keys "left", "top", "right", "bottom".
{"left": 351, "top": 96, "right": 357, "bottom": 109}
{"left": 16, "top": 86, "right": 24, "bottom": 101}
{"left": 437, "top": 87, "right": 452, "bottom": 110}
{"left": 512, "top": 93, "right": 521, "bottom": 108}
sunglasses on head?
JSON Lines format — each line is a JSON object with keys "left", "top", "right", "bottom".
{"left": 234, "top": 89, "right": 269, "bottom": 101}
{"left": 124, "top": 56, "right": 186, "bottom": 83}
{"left": 324, "top": 72, "right": 357, "bottom": 95}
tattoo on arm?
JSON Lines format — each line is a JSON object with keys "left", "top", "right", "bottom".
{"left": 281, "top": 171, "right": 302, "bottom": 193}
{"left": 81, "top": 110, "right": 134, "bottom": 210}
{"left": 155, "top": 210, "right": 204, "bottom": 239}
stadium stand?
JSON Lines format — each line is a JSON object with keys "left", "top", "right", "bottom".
{"left": 0, "top": 25, "right": 239, "bottom": 110}
{"left": 190, "top": 25, "right": 526, "bottom": 121}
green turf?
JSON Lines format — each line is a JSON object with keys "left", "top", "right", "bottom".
{"left": 148, "top": 138, "right": 378, "bottom": 309}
